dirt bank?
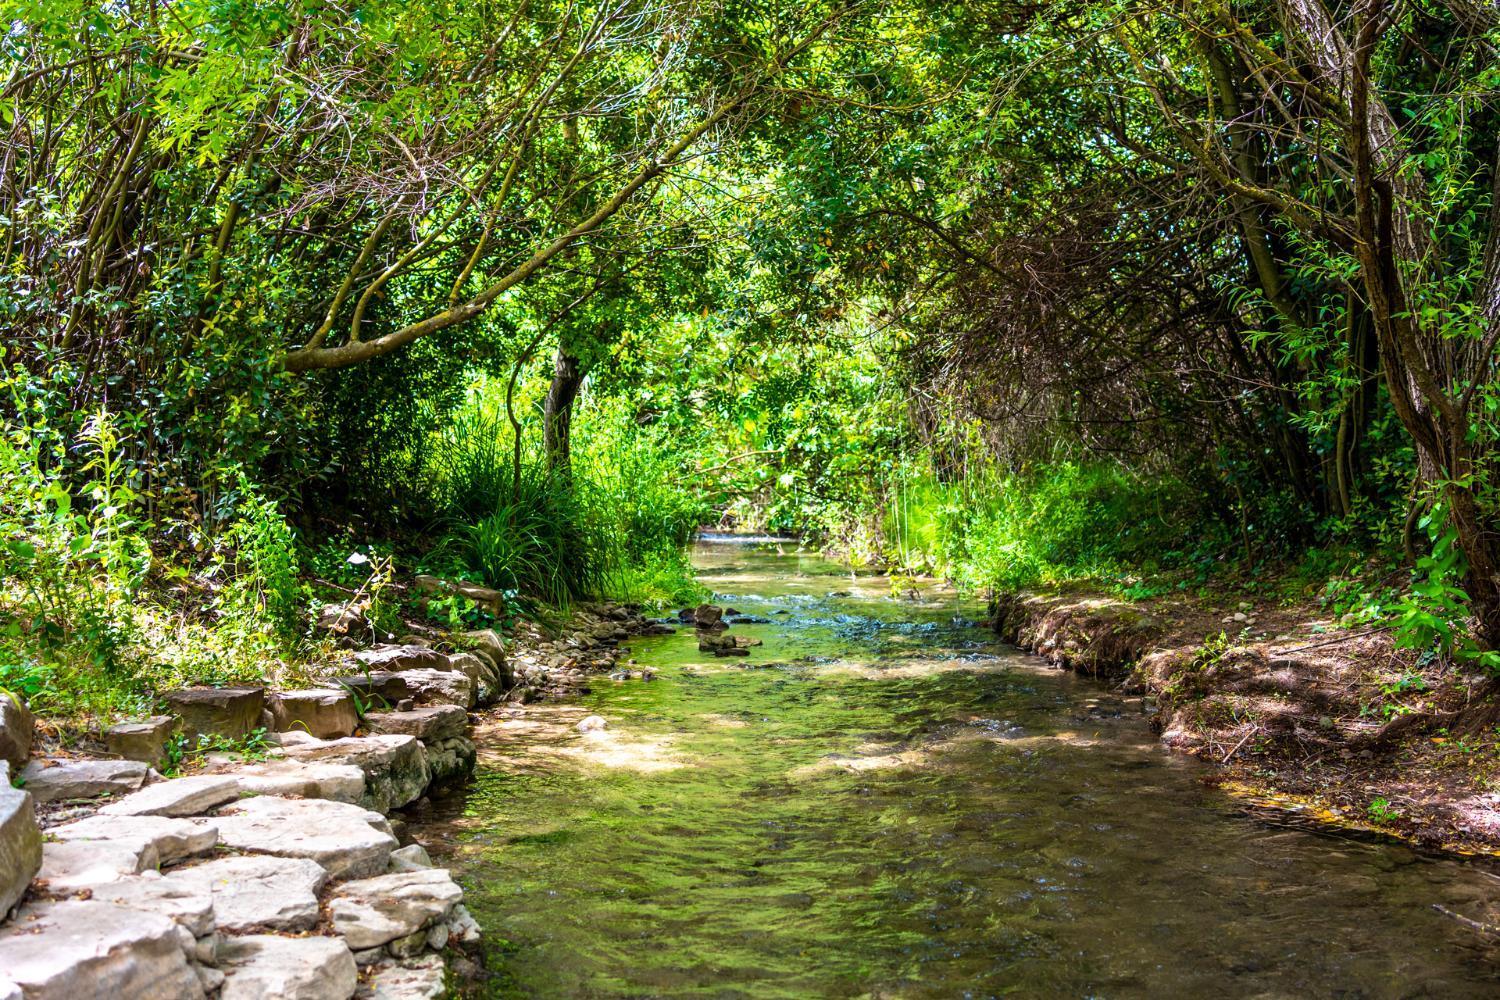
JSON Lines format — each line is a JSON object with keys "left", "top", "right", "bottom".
{"left": 991, "top": 588, "right": 1500, "bottom": 856}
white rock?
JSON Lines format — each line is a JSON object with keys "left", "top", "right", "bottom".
{"left": 0, "top": 899, "right": 204, "bottom": 999}
{"left": 576, "top": 715, "right": 607, "bottom": 733}
{"left": 50, "top": 814, "right": 218, "bottom": 863}
{"left": 218, "top": 759, "right": 366, "bottom": 803}
{"left": 445, "top": 902, "right": 482, "bottom": 944}
{"left": 19, "top": 758, "right": 150, "bottom": 802}
{"left": 0, "top": 977, "right": 20, "bottom": 1000}
{"left": 387, "top": 843, "right": 433, "bottom": 872}
{"left": 78, "top": 876, "right": 216, "bottom": 936}
{"left": 38, "top": 839, "right": 159, "bottom": 891}
{"left": 166, "top": 854, "right": 328, "bottom": 933}
{"left": 328, "top": 868, "right": 464, "bottom": 950}
{"left": 219, "top": 934, "right": 357, "bottom": 1000}
{"left": 283, "top": 735, "right": 430, "bottom": 813}
{"left": 393, "top": 668, "right": 472, "bottom": 709}
{"left": 365, "top": 956, "right": 447, "bottom": 1000}
{"left": 0, "top": 778, "right": 40, "bottom": 914}
{"left": 213, "top": 796, "right": 396, "bottom": 878}
{"left": 99, "top": 774, "right": 243, "bottom": 817}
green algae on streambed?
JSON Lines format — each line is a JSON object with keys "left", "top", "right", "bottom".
{"left": 425, "top": 538, "right": 1500, "bottom": 998}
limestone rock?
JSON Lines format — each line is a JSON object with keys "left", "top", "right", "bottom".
{"left": 693, "top": 604, "right": 724, "bottom": 628}
{"left": 19, "top": 757, "right": 150, "bottom": 802}
{"left": 392, "top": 668, "right": 472, "bottom": 709}
{"left": 445, "top": 903, "right": 481, "bottom": 944}
{"left": 38, "top": 839, "right": 159, "bottom": 892}
{"left": 0, "top": 778, "right": 40, "bottom": 914}
{"left": 165, "top": 687, "right": 266, "bottom": 742}
{"left": 217, "top": 759, "right": 365, "bottom": 803}
{"left": 219, "top": 934, "right": 357, "bottom": 1000}
{"left": 364, "top": 705, "right": 467, "bottom": 743}
{"left": 463, "top": 628, "right": 510, "bottom": 678}
{"left": 99, "top": 774, "right": 243, "bottom": 817}
{"left": 364, "top": 956, "right": 446, "bottom": 1000}
{"left": 327, "top": 671, "right": 410, "bottom": 709}
{"left": 0, "top": 900, "right": 204, "bottom": 1000}
{"left": 386, "top": 843, "right": 432, "bottom": 872}
{"left": 283, "top": 735, "right": 430, "bottom": 813}
{"left": 167, "top": 855, "right": 328, "bottom": 933}
{"left": 0, "top": 694, "right": 33, "bottom": 772}
{"left": 422, "top": 736, "right": 475, "bottom": 787}
{"left": 353, "top": 644, "right": 449, "bottom": 673}
{"left": 213, "top": 796, "right": 396, "bottom": 878}
{"left": 442, "top": 652, "right": 486, "bottom": 708}
{"left": 50, "top": 814, "right": 218, "bottom": 863}
{"left": 328, "top": 868, "right": 464, "bottom": 950}
{"left": 575, "top": 715, "right": 607, "bottom": 733}
{"left": 414, "top": 575, "right": 503, "bottom": 616}
{"left": 269, "top": 689, "right": 359, "bottom": 739}
{"left": 79, "top": 876, "right": 216, "bottom": 937}
{"left": 104, "top": 716, "right": 176, "bottom": 769}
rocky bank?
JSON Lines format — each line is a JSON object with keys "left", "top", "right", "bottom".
{"left": 992, "top": 588, "right": 1500, "bottom": 855}
{"left": 0, "top": 583, "right": 665, "bottom": 999}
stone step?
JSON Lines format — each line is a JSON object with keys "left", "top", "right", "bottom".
{"left": 268, "top": 689, "right": 359, "bottom": 739}
{"left": 212, "top": 796, "right": 396, "bottom": 879}
{"left": 281, "top": 735, "right": 430, "bottom": 813}
{"left": 0, "top": 778, "right": 40, "bottom": 914}
{"left": 0, "top": 900, "right": 204, "bottom": 1000}
{"left": 164, "top": 687, "right": 265, "bottom": 742}
{"left": 19, "top": 758, "right": 151, "bottom": 802}
{"left": 219, "top": 934, "right": 357, "bottom": 1000}
{"left": 50, "top": 814, "right": 218, "bottom": 864}
{"left": 164, "top": 855, "right": 328, "bottom": 933}
{"left": 99, "top": 775, "right": 243, "bottom": 817}
{"left": 214, "top": 759, "right": 365, "bottom": 803}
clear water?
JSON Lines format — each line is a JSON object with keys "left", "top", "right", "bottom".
{"left": 426, "top": 539, "right": 1500, "bottom": 998}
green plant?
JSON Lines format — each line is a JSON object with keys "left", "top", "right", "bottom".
{"left": 1367, "top": 797, "right": 1402, "bottom": 825}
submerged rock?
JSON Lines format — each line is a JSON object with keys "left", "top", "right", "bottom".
{"left": 575, "top": 715, "right": 607, "bottom": 733}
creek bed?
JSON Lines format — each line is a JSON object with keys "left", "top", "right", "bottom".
{"left": 425, "top": 538, "right": 1500, "bottom": 998}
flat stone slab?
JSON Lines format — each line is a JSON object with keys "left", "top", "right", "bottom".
{"left": 19, "top": 758, "right": 150, "bottom": 802}
{"left": 165, "top": 686, "right": 265, "bottom": 741}
{"left": 283, "top": 735, "right": 429, "bottom": 813}
{"left": 50, "top": 814, "right": 218, "bottom": 863}
{"left": 0, "top": 780, "right": 40, "bottom": 913}
{"left": 167, "top": 854, "right": 328, "bottom": 932}
{"left": 99, "top": 774, "right": 243, "bottom": 817}
{"left": 38, "top": 839, "right": 159, "bottom": 892}
{"left": 386, "top": 843, "right": 432, "bottom": 873}
{"left": 216, "top": 759, "right": 365, "bottom": 803}
{"left": 363, "top": 956, "right": 446, "bottom": 1000}
{"left": 328, "top": 868, "right": 464, "bottom": 950}
{"left": 353, "top": 644, "right": 450, "bottom": 673}
{"left": 363, "top": 705, "right": 467, "bottom": 743}
{"left": 391, "top": 668, "right": 472, "bottom": 709}
{"left": 105, "top": 715, "right": 176, "bottom": 769}
{"left": 0, "top": 900, "right": 204, "bottom": 999}
{"left": 269, "top": 689, "right": 359, "bottom": 739}
{"left": 213, "top": 796, "right": 396, "bottom": 879}
{"left": 0, "top": 694, "right": 33, "bottom": 772}
{"left": 219, "top": 934, "right": 357, "bottom": 1000}
{"left": 77, "top": 875, "right": 216, "bottom": 936}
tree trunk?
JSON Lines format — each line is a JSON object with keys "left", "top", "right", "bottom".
{"left": 542, "top": 347, "right": 584, "bottom": 474}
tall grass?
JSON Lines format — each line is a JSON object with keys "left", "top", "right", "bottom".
{"left": 421, "top": 391, "right": 709, "bottom": 608}
{"left": 879, "top": 461, "right": 1209, "bottom": 593}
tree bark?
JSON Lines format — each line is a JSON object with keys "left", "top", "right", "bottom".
{"left": 542, "top": 347, "right": 584, "bottom": 474}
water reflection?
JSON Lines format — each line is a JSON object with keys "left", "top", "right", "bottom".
{"left": 427, "top": 538, "right": 1500, "bottom": 998}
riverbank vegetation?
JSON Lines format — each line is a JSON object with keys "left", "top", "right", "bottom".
{"left": 7, "top": 0, "right": 1500, "bottom": 735}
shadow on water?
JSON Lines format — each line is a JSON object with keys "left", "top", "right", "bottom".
{"left": 425, "top": 538, "right": 1500, "bottom": 999}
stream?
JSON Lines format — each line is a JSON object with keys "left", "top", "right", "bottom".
{"left": 427, "top": 536, "right": 1500, "bottom": 998}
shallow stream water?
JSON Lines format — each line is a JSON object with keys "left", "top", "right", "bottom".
{"left": 428, "top": 537, "right": 1500, "bottom": 998}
